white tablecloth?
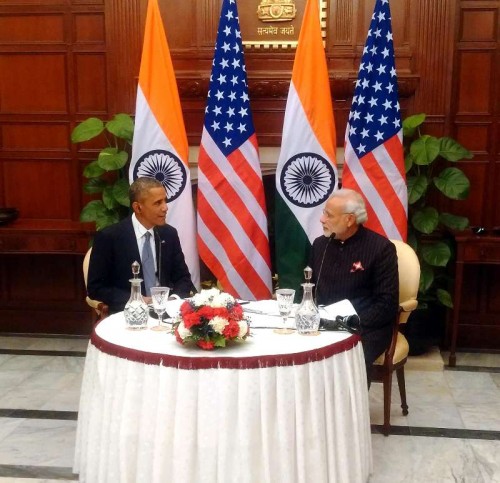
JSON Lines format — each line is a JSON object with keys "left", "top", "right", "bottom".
{"left": 74, "top": 312, "right": 372, "bottom": 483}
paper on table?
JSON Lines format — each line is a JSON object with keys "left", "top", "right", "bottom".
{"left": 243, "top": 299, "right": 297, "bottom": 317}
{"left": 319, "top": 299, "right": 357, "bottom": 320}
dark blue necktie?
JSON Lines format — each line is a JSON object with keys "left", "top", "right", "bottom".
{"left": 141, "top": 231, "right": 156, "bottom": 296}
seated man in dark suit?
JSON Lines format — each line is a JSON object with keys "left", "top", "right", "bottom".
{"left": 88, "top": 177, "right": 196, "bottom": 313}
{"left": 310, "top": 189, "right": 399, "bottom": 385}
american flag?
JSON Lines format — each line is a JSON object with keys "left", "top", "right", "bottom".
{"left": 342, "top": 0, "right": 407, "bottom": 241}
{"left": 197, "top": 0, "right": 272, "bottom": 300}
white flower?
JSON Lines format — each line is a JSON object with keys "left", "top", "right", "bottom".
{"left": 177, "top": 321, "right": 192, "bottom": 340}
{"left": 192, "top": 288, "right": 220, "bottom": 307}
{"left": 237, "top": 320, "right": 248, "bottom": 338}
{"left": 210, "top": 292, "right": 235, "bottom": 308}
{"left": 209, "top": 316, "right": 229, "bottom": 334}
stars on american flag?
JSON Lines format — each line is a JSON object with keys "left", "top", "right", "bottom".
{"left": 204, "top": 0, "right": 253, "bottom": 155}
{"left": 347, "top": 0, "right": 401, "bottom": 156}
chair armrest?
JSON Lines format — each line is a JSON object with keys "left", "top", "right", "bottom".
{"left": 400, "top": 299, "right": 418, "bottom": 312}
{"left": 86, "top": 297, "right": 109, "bottom": 320}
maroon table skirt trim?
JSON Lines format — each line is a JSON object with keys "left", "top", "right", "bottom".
{"left": 90, "top": 331, "right": 361, "bottom": 370}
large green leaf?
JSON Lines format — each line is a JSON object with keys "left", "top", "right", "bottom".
{"left": 410, "top": 135, "right": 440, "bottom": 165}
{"left": 433, "top": 167, "right": 470, "bottom": 200}
{"left": 407, "top": 229, "right": 418, "bottom": 251}
{"left": 113, "top": 178, "right": 130, "bottom": 207}
{"left": 95, "top": 211, "right": 120, "bottom": 231}
{"left": 83, "top": 178, "right": 106, "bottom": 194}
{"left": 106, "top": 114, "right": 134, "bottom": 143}
{"left": 71, "top": 118, "right": 104, "bottom": 143}
{"left": 402, "top": 113, "right": 426, "bottom": 137}
{"left": 83, "top": 160, "right": 106, "bottom": 178}
{"left": 419, "top": 264, "right": 434, "bottom": 293}
{"left": 79, "top": 200, "right": 107, "bottom": 222}
{"left": 97, "top": 148, "right": 128, "bottom": 171}
{"left": 421, "top": 241, "right": 451, "bottom": 267}
{"left": 407, "top": 175, "right": 428, "bottom": 204}
{"left": 412, "top": 207, "right": 439, "bottom": 234}
{"left": 102, "top": 186, "right": 119, "bottom": 210}
{"left": 404, "top": 153, "right": 414, "bottom": 173}
{"left": 439, "top": 137, "right": 473, "bottom": 162}
{"left": 436, "top": 288, "right": 453, "bottom": 308}
{"left": 439, "top": 212, "right": 469, "bottom": 231}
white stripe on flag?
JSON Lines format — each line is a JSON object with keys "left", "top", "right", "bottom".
{"left": 198, "top": 167, "right": 272, "bottom": 281}
{"left": 344, "top": 140, "right": 404, "bottom": 239}
{"left": 197, "top": 217, "right": 254, "bottom": 300}
{"left": 201, "top": 129, "right": 269, "bottom": 235}
{"left": 372, "top": 139, "right": 408, "bottom": 213}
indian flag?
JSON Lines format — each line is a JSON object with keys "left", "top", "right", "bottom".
{"left": 129, "top": 0, "right": 200, "bottom": 288}
{"left": 275, "top": 0, "right": 338, "bottom": 292}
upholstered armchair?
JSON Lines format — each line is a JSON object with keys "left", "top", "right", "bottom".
{"left": 83, "top": 248, "right": 109, "bottom": 323}
{"left": 372, "top": 239, "right": 420, "bottom": 436}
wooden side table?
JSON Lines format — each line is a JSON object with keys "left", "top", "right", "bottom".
{"left": 449, "top": 231, "right": 500, "bottom": 366}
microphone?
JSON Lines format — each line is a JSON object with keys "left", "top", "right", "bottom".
{"left": 319, "top": 314, "right": 361, "bottom": 335}
{"left": 314, "top": 235, "right": 332, "bottom": 305}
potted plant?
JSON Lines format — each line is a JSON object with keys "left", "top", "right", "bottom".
{"left": 71, "top": 114, "right": 134, "bottom": 230}
{"left": 403, "top": 113, "right": 472, "bottom": 353}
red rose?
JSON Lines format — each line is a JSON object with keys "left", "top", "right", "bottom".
{"left": 213, "top": 307, "right": 229, "bottom": 319}
{"left": 197, "top": 339, "right": 215, "bottom": 350}
{"left": 183, "top": 312, "right": 202, "bottom": 329}
{"left": 223, "top": 320, "right": 240, "bottom": 339}
{"left": 230, "top": 304, "right": 243, "bottom": 320}
{"left": 197, "top": 306, "right": 215, "bottom": 321}
{"left": 180, "top": 302, "right": 194, "bottom": 316}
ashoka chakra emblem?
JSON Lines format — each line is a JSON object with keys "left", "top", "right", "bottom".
{"left": 280, "top": 152, "right": 336, "bottom": 208}
{"left": 133, "top": 150, "right": 187, "bottom": 203}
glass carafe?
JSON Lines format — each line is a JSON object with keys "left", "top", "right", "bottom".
{"left": 124, "top": 261, "right": 149, "bottom": 330}
{"left": 295, "top": 266, "right": 320, "bottom": 335}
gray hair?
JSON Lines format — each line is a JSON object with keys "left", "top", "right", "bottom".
{"left": 129, "top": 177, "right": 164, "bottom": 204}
{"left": 329, "top": 189, "right": 368, "bottom": 224}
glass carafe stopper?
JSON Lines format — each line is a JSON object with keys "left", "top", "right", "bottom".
{"left": 304, "top": 266, "right": 312, "bottom": 283}
{"left": 131, "top": 260, "right": 141, "bottom": 279}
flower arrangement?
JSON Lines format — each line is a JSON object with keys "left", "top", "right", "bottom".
{"left": 173, "top": 288, "right": 250, "bottom": 350}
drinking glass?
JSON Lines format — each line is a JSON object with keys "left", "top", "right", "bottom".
{"left": 150, "top": 286, "right": 171, "bottom": 332}
{"left": 274, "top": 288, "right": 296, "bottom": 335}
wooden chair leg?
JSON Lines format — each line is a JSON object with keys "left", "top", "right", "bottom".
{"left": 396, "top": 366, "right": 409, "bottom": 416}
{"left": 382, "top": 371, "right": 393, "bottom": 436}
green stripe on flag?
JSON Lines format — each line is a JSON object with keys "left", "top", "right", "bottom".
{"left": 275, "top": 193, "right": 311, "bottom": 298}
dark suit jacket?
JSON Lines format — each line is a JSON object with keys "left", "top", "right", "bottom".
{"left": 87, "top": 217, "right": 195, "bottom": 313}
{"left": 311, "top": 225, "right": 399, "bottom": 363}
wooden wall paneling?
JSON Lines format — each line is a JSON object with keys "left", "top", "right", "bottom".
{"left": 104, "top": 0, "right": 142, "bottom": 114}
{"left": 412, "top": 0, "right": 456, "bottom": 120}
{"left": 0, "top": 254, "right": 92, "bottom": 335}
{"left": 446, "top": 0, "right": 500, "bottom": 351}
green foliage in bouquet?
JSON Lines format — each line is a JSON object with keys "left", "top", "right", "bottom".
{"left": 404, "top": 113, "right": 472, "bottom": 309}
{"left": 71, "top": 114, "right": 134, "bottom": 230}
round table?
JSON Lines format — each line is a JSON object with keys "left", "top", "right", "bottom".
{"left": 74, "top": 312, "right": 372, "bottom": 483}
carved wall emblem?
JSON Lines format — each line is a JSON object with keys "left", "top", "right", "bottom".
{"left": 257, "top": 0, "right": 297, "bottom": 22}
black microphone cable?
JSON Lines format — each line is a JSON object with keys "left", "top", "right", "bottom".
{"left": 314, "top": 234, "right": 333, "bottom": 305}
